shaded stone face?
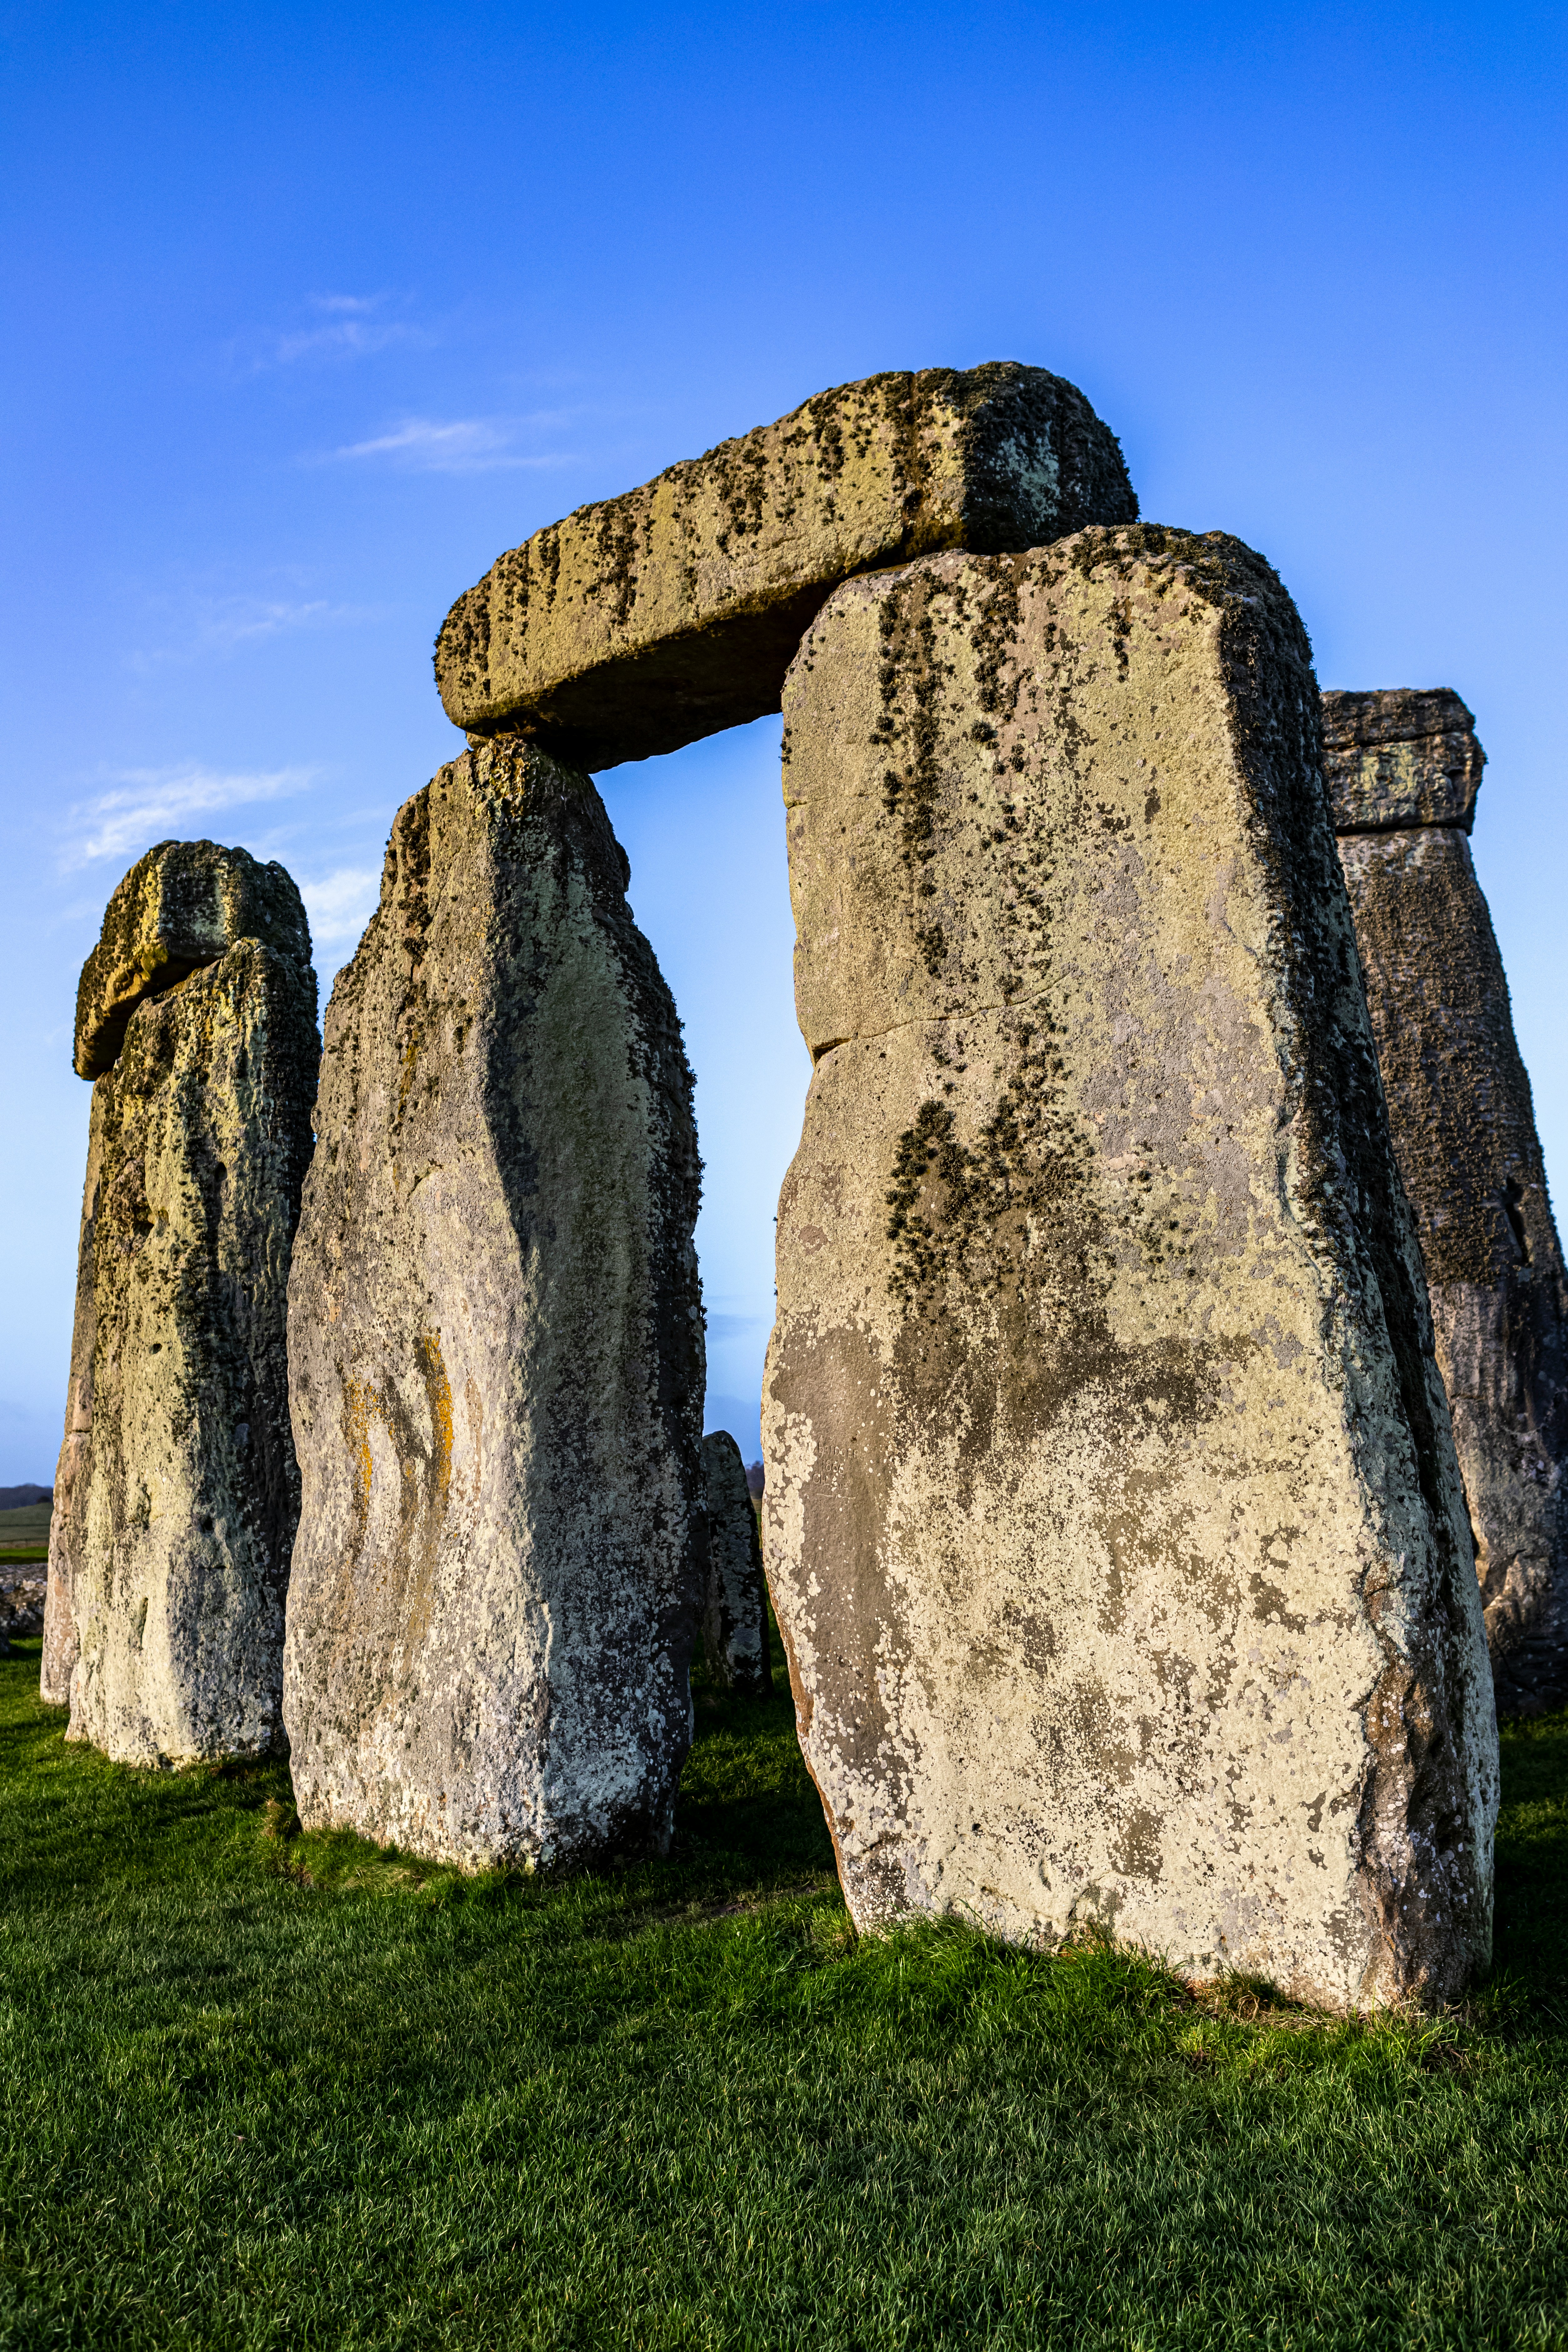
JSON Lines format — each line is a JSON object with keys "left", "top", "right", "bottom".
{"left": 699, "top": 1430, "right": 771, "bottom": 1697}
{"left": 1336, "top": 816, "right": 1568, "bottom": 1714}
{"left": 74, "top": 840, "right": 313, "bottom": 1079}
{"left": 764, "top": 527, "right": 1497, "bottom": 2010}
{"left": 1321, "top": 688, "right": 1484, "bottom": 835}
{"left": 58, "top": 938, "right": 319, "bottom": 1764}
{"left": 283, "top": 740, "right": 705, "bottom": 1871}
{"left": 435, "top": 363, "right": 1137, "bottom": 770}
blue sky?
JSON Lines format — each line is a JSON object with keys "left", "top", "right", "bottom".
{"left": 2, "top": 0, "right": 1563, "bottom": 1480}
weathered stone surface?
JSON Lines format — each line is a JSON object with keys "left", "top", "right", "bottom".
{"left": 435, "top": 364, "right": 1137, "bottom": 770}
{"left": 0, "top": 1570, "right": 47, "bottom": 1655}
{"left": 1337, "top": 819, "right": 1568, "bottom": 1713}
{"left": 75, "top": 839, "right": 313, "bottom": 1079}
{"left": 40, "top": 1084, "right": 106, "bottom": 1705}
{"left": 764, "top": 526, "right": 1498, "bottom": 2009}
{"left": 1321, "top": 688, "right": 1483, "bottom": 835}
{"left": 59, "top": 934, "right": 318, "bottom": 1764}
{"left": 700, "top": 1430, "right": 771, "bottom": 1696}
{"left": 283, "top": 739, "right": 704, "bottom": 1870}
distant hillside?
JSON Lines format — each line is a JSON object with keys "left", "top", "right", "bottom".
{"left": 0, "top": 1503, "right": 52, "bottom": 1546}
{"left": 0, "top": 1486, "right": 50, "bottom": 1511}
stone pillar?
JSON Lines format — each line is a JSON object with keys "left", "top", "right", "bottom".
{"left": 40, "top": 1088, "right": 104, "bottom": 1705}
{"left": 1325, "top": 689, "right": 1568, "bottom": 1714}
{"left": 45, "top": 842, "right": 318, "bottom": 1762}
{"left": 283, "top": 738, "right": 704, "bottom": 1871}
{"left": 764, "top": 526, "right": 1498, "bottom": 2010}
{"left": 700, "top": 1430, "right": 772, "bottom": 1695}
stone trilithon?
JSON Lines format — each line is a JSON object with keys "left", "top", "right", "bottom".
{"left": 43, "top": 841, "right": 318, "bottom": 1764}
{"left": 282, "top": 740, "right": 704, "bottom": 1869}
{"left": 763, "top": 527, "right": 1498, "bottom": 2009}
{"left": 1324, "top": 689, "right": 1568, "bottom": 1715}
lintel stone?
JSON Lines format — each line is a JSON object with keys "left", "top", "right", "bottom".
{"left": 433, "top": 363, "right": 1137, "bottom": 771}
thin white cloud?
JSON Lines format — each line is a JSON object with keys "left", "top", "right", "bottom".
{"left": 128, "top": 597, "right": 354, "bottom": 669}
{"left": 274, "top": 319, "right": 420, "bottom": 364}
{"left": 229, "top": 292, "right": 430, "bottom": 374}
{"left": 706, "top": 1312, "right": 768, "bottom": 1342}
{"left": 323, "top": 415, "right": 575, "bottom": 474}
{"left": 124, "top": 593, "right": 377, "bottom": 673}
{"left": 299, "top": 866, "right": 380, "bottom": 949}
{"left": 63, "top": 766, "right": 313, "bottom": 871}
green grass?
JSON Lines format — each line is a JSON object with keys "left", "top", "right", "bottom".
{"left": 0, "top": 1644, "right": 1564, "bottom": 2351}
{"left": 0, "top": 1507, "right": 52, "bottom": 1547}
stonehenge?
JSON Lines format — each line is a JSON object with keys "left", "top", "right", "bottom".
{"left": 762, "top": 529, "right": 1497, "bottom": 2008}
{"left": 435, "top": 363, "right": 1137, "bottom": 769}
{"left": 282, "top": 738, "right": 704, "bottom": 1869}
{"left": 44, "top": 364, "right": 1539, "bottom": 2008}
{"left": 43, "top": 843, "right": 317, "bottom": 1764}
{"left": 1325, "top": 690, "right": 1568, "bottom": 1713}
{"left": 699, "top": 1430, "right": 772, "bottom": 1695}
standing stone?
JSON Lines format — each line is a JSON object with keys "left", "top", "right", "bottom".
{"left": 435, "top": 364, "right": 1137, "bottom": 769}
{"left": 39, "top": 1087, "right": 105, "bottom": 1705}
{"left": 283, "top": 738, "right": 704, "bottom": 1870}
{"left": 700, "top": 1430, "right": 772, "bottom": 1695}
{"left": 764, "top": 527, "right": 1498, "bottom": 2010}
{"left": 1326, "top": 689, "right": 1568, "bottom": 1714}
{"left": 43, "top": 841, "right": 318, "bottom": 1762}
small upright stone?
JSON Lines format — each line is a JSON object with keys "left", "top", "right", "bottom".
{"left": 700, "top": 1431, "right": 772, "bottom": 1695}
{"left": 435, "top": 363, "right": 1137, "bottom": 769}
{"left": 45, "top": 852, "right": 318, "bottom": 1763}
{"left": 283, "top": 739, "right": 704, "bottom": 1870}
{"left": 765, "top": 528, "right": 1498, "bottom": 2009}
{"left": 1325, "top": 689, "right": 1568, "bottom": 1713}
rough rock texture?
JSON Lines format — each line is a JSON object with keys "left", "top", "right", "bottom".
{"left": 75, "top": 839, "right": 313, "bottom": 1079}
{"left": 1321, "top": 688, "right": 1484, "bottom": 836}
{"left": 0, "top": 1571, "right": 47, "bottom": 1656}
{"left": 700, "top": 1430, "right": 772, "bottom": 1695}
{"left": 435, "top": 364, "right": 1137, "bottom": 769}
{"left": 59, "top": 934, "right": 318, "bottom": 1764}
{"left": 1334, "top": 808, "right": 1568, "bottom": 1714}
{"left": 40, "top": 1084, "right": 106, "bottom": 1705}
{"left": 764, "top": 527, "right": 1498, "bottom": 2010}
{"left": 283, "top": 739, "right": 704, "bottom": 1870}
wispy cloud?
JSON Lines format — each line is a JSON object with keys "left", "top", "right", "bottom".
{"left": 63, "top": 765, "right": 313, "bottom": 871}
{"left": 299, "top": 866, "right": 380, "bottom": 949}
{"left": 231, "top": 291, "right": 430, "bottom": 374}
{"left": 706, "top": 1313, "right": 768, "bottom": 1343}
{"left": 124, "top": 593, "right": 376, "bottom": 673}
{"left": 322, "top": 415, "right": 576, "bottom": 474}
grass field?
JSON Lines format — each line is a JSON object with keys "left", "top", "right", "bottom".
{"left": 0, "top": 1505, "right": 51, "bottom": 1570}
{"left": 0, "top": 1639, "right": 1563, "bottom": 2351}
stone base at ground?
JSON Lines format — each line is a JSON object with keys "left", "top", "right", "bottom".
{"left": 763, "top": 528, "right": 1498, "bottom": 2010}
{"left": 283, "top": 739, "right": 704, "bottom": 1870}
{"left": 62, "top": 936, "right": 317, "bottom": 1764}
{"left": 700, "top": 1430, "right": 771, "bottom": 1695}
